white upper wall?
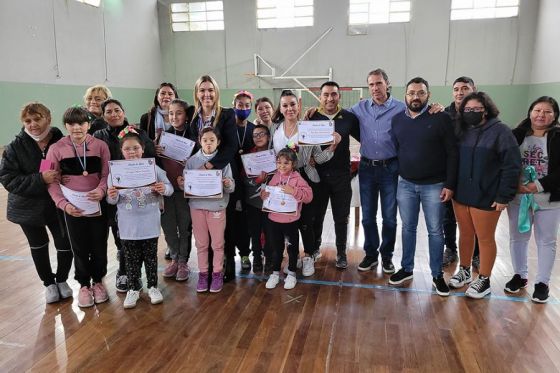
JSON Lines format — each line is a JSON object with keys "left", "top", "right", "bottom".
{"left": 531, "top": 0, "right": 560, "bottom": 84}
{"left": 0, "top": 0, "right": 163, "bottom": 88}
{"left": 159, "top": 0, "right": 538, "bottom": 89}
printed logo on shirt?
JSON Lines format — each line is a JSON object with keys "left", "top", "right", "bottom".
{"left": 522, "top": 144, "right": 548, "bottom": 178}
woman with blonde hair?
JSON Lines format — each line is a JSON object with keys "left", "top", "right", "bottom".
{"left": 84, "top": 84, "right": 112, "bottom": 134}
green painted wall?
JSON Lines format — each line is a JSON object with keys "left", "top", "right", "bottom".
{"left": 2, "top": 81, "right": 559, "bottom": 147}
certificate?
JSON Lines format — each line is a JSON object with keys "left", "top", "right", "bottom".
{"left": 159, "top": 132, "right": 196, "bottom": 163}
{"left": 184, "top": 169, "right": 223, "bottom": 198}
{"left": 298, "top": 120, "right": 335, "bottom": 146}
{"left": 262, "top": 186, "right": 297, "bottom": 215}
{"left": 60, "top": 185, "right": 101, "bottom": 216}
{"left": 109, "top": 158, "right": 157, "bottom": 188}
{"left": 241, "top": 149, "right": 277, "bottom": 177}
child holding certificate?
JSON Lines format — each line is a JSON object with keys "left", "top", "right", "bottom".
{"left": 156, "top": 99, "right": 195, "bottom": 282}
{"left": 178, "top": 127, "right": 235, "bottom": 293}
{"left": 46, "top": 106, "right": 111, "bottom": 308}
{"left": 261, "top": 148, "right": 313, "bottom": 290}
{"left": 107, "top": 131, "right": 173, "bottom": 309}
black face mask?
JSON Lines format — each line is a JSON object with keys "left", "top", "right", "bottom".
{"left": 463, "top": 112, "right": 484, "bottom": 126}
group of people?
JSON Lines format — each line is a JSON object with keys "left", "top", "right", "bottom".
{"left": 1, "top": 68, "right": 559, "bottom": 310}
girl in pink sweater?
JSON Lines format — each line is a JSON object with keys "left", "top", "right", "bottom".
{"left": 261, "top": 148, "right": 312, "bottom": 290}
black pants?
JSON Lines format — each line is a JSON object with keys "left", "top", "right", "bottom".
{"left": 64, "top": 213, "right": 108, "bottom": 287}
{"left": 267, "top": 219, "right": 299, "bottom": 272}
{"left": 299, "top": 174, "right": 320, "bottom": 256}
{"left": 246, "top": 204, "right": 270, "bottom": 260}
{"left": 444, "top": 200, "right": 480, "bottom": 257}
{"left": 224, "top": 198, "right": 251, "bottom": 258}
{"left": 20, "top": 209, "right": 73, "bottom": 287}
{"left": 314, "top": 171, "right": 352, "bottom": 256}
{"left": 104, "top": 202, "right": 125, "bottom": 275}
{"left": 122, "top": 238, "right": 158, "bottom": 290}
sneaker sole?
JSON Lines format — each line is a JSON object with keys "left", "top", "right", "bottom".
{"left": 388, "top": 275, "right": 413, "bottom": 285}
{"left": 196, "top": 288, "right": 209, "bottom": 293}
{"left": 150, "top": 298, "right": 163, "bottom": 304}
{"left": 358, "top": 262, "right": 378, "bottom": 272}
{"left": 175, "top": 276, "right": 189, "bottom": 282}
{"left": 116, "top": 287, "right": 128, "bottom": 293}
{"left": 123, "top": 303, "right": 137, "bottom": 309}
{"left": 335, "top": 264, "right": 348, "bottom": 269}
{"left": 382, "top": 267, "right": 396, "bottom": 274}
{"left": 78, "top": 301, "right": 94, "bottom": 308}
{"left": 449, "top": 278, "right": 473, "bottom": 289}
{"left": 94, "top": 296, "right": 109, "bottom": 304}
{"left": 209, "top": 289, "right": 222, "bottom": 293}
{"left": 504, "top": 284, "right": 527, "bottom": 294}
{"left": 466, "top": 288, "right": 491, "bottom": 299}
{"left": 432, "top": 283, "right": 450, "bottom": 297}
{"left": 162, "top": 273, "right": 178, "bottom": 278}
{"left": 531, "top": 296, "right": 549, "bottom": 304}
{"left": 302, "top": 270, "right": 315, "bottom": 277}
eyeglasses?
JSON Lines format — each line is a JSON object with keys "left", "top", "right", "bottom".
{"left": 463, "top": 107, "right": 485, "bottom": 113}
{"left": 253, "top": 132, "right": 268, "bottom": 138}
{"left": 405, "top": 91, "right": 427, "bottom": 98}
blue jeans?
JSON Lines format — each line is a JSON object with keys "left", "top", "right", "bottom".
{"left": 359, "top": 159, "right": 398, "bottom": 259}
{"left": 396, "top": 178, "right": 444, "bottom": 278}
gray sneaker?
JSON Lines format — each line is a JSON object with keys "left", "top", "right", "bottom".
{"left": 46, "top": 284, "right": 60, "bottom": 304}
{"left": 335, "top": 255, "right": 348, "bottom": 269}
{"left": 57, "top": 282, "right": 73, "bottom": 299}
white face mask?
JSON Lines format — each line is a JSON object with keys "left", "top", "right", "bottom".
{"left": 24, "top": 126, "right": 51, "bottom": 142}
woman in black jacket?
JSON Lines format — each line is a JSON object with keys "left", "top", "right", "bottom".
{"left": 506, "top": 96, "right": 560, "bottom": 303}
{"left": 0, "top": 103, "right": 73, "bottom": 303}
{"left": 448, "top": 92, "right": 521, "bottom": 299}
{"left": 139, "top": 82, "right": 179, "bottom": 141}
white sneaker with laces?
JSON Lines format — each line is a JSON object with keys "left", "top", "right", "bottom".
{"left": 124, "top": 290, "right": 140, "bottom": 309}
{"left": 148, "top": 287, "right": 163, "bottom": 304}
{"left": 302, "top": 256, "right": 315, "bottom": 277}
{"left": 284, "top": 274, "right": 297, "bottom": 290}
{"left": 266, "top": 273, "right": 280, "bottom": 289}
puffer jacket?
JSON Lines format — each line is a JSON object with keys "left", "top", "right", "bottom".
{"left": 0, "top": 127, "right": 64, "bottom": 226}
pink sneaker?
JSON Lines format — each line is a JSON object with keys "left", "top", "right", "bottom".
{"left": 92, "top": 282, "right": 109, "bottom": 304}
{"left": 176, "top": 262, "right": 190, "bottom": 281}
{"left": 163, "top": 260, "right": 179, "bottom": 278}
{"left": 210, "top": 272, "right": 223, "bottom": 293}
{"left": 197, "top": 272, "right": 209, "bottom": 292}
{"left": 78, "top": 286, "right": 94, "bottom": 308}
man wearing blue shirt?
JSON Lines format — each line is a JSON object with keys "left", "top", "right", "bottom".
{"left": 351, "top": 69, "right": 404, "bottom": 274}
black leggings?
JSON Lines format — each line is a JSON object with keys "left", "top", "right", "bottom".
{"left": 122, "top": 238, "right": 158, "bottom": 290}
{"left": 267, "top": 219, "right": 299, "bottom": 273}
{"left": 20, "top": 210, "right": 73, "bottom": 287}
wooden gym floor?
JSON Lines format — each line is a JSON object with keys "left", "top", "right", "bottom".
{"left": 1, "top": 185, "right": 559, "bottom": 373}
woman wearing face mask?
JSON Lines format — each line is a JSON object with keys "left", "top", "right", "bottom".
{"left": 140, "top": 82, "right": 179, "bottom": 141}
{"left": 254, "top": 97, "right": 275, "bottom": 128}
{"left": 84, "top": 84, "right": 112, "bottom": 134}
{"left": 505, "top": 96, "right": 560, "bottom": 303}
{"left": 448, "top": 92, "right": 521, "bottom": 299}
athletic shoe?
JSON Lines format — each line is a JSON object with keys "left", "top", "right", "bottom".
{"left": 335, "top": 255, "right": 348, "bottom": 269}
{"left": 176, "top": 262, "right": 190, "bottom": 281}
{"left": 382, "top": 259, "right": 395, "bottom": 274}
{"left": 389, "top": 269, "right": 414, "bottom": 285}
{"left": 302, "top": 256, "right": 315, "bottom": 277}
{"left": 57, "top": 282, "right": 73, "bottom": 299}
{"left": 124, "top": 290, "right": 140, "bottom": 309}
{"left": 163, "top": 260, "right": 179, "bottom": 278}
{"left": 504, "top": 274, "right": 528, "bottom": 293}
{"left": 253, "top": 256, "right": 263, "bottom": 273}
{"left": 465, "top": 275, "right": 491, "bottom": 299}
{"left": 284, "top": 274, "right": 297, "bottom": 290}
{"left": 92, "top": 282, "right": 109, "bottom": 304}
{"left": 532, "top": 282, "right": 549, "bottom": 303}
{"left": 210, "top": 272, "right": 224, "bottom": 293}
{"left": 45, "top": 284, "right": 60, "bottom": 304}
{"left": 197, "top": 272, "right": 209, "bottom": 292}
{"left": 358, "top": 256, "right": 378, "bottom": 271}
{"left": 164, "top": 247, "right": 171, "bottom": 260}
{"left": 432, "top": 277, "right": 450, "bottom": 297}
{"left": 449, "top": 266, "right": 472, "bottom": 289}
{"left": 442, "top": 248, "right": 458, "bottom": 267}
{"left": 266, "top": 273, "right": 280, "bottom": 289}
{"left": 116, "top": 274, "right": 128, "bottom": 293}
{"left": 241, "top": 256, "right": 252, "bottom": 271}
{"left": 78, "top": 286, "right": 94, "bottom": 308}
{"left": 148, "top": 287, "right": 163, "bottom": 304}
{"left": 312, "top": 250, "right": 322, "bottom": 261}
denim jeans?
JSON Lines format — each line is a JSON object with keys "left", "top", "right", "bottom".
{"left": 396, "top": 178, "right": 444, "bottom": 278}
{"left": 359, "top": 158, "right": 398, "bottom": 259}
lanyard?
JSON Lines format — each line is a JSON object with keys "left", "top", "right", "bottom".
{"left": 173, "top": 128, "right": 187, "bottom": 138}
{"left": 71, "top": 140, "right": 88, "bottom": 176}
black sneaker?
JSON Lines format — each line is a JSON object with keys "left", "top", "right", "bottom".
{"left": 442, "top": 248, "right": 458, "bottom": 267}
{"left": 465, "top": 275, "right": 491, "bottom": 299}
{"left": 532, "top": 282, "right": 549, "bottom": 303}
{"left": 358, "top": 256, "right": 378, "bottom": 271}
{"left": 335, "top": 255, "right": 348, "bottom": 269}
{"left": 432, "top": 276, "right": 450, "bottom": 297}
{"left": 472, "top": 255, "right": 480, "bottom": 272}
{"left": 382, "top": 258, "right": 395, "bottom": 274}
{"left": 449, "top": 266, "right": 472, "bottom": 288}
{"left": 116, "top": 274, "right": 128, "bottom": 293}
{"left": 504, "top": 274, "right": 528, "bottom": 293}
{"left": 164, "top": 247, "right": 171, "bottom": 260}
{"left": 253, "top": 256, "right": 263, "bottom": 273}
{"left": 389, "top": 268, "right": 413, "bottom": 285}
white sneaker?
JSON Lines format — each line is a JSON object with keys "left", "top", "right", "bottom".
{"left": 46, "top": 284, "right": 60, "bottom": 304}
{"left": 124, "top": 290, "right": 140, "bottom": 309}
{"left": 57, "top": 282, "right": 73, "bottom": 299}
{"left": 284, "top": 274, "right": 297, "bottom": 290}
{"left": 148, "top": 287, "right": 163, "bottom": 304}
{"left": 302, "top": 256, "right": 315, "bottom": 277}
{"left": 266, "top": 273, "right": 280, "bottom": 289}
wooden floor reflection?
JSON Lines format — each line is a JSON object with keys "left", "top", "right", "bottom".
{"left": 1, "top": 185, "right": 560, "bottom": 372}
